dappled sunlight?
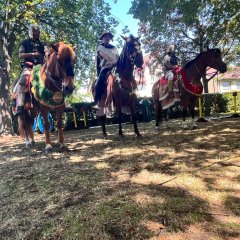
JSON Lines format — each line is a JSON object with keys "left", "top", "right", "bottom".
{"left": 204, "top": 191, "right": 228, "bottom": 206}
{"left": 162, "top": 223, "right": 218, "bottom": 240}
{"left": 132, "top": 192, "right": 165, "bottom": 206}
{"left": 111, "top": 169, "right": 131, "bottom": 182}
{"left": 69, "top": 155, "right": 85, "bottom": 163}
{"left": 95, "top": 162, "right": 111, "bottom": 169}
{"left": 131, "top": 169, "right": 175, "bottom": 185}
{"left": 140, "top": 220, "right": 165, "bottom": 235}
{"left": 105, "top": 147, "right": 148, "bottom": 156}
{"left": 215, "top": 178, "right": 240, "bottom": 192}
{"left": 8, "top": 156, "right": 26, "bottom": 162}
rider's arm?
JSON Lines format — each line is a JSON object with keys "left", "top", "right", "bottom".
{"left": 97, "top": 45, "right": 119, "bottom": 64}
{"left": 18, "top": 43, "right": 41, "bottom": 59}
{"left": 164, "top": 56, "right": 175, "bottom": 70}
{"left": 19, "top": 52, "right": 40, "bottom": 59}
{"left": 98, "top": 50, "right": 114, "bottom": 62}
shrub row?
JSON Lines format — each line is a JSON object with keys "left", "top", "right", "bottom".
{"left": 11, "top": 92, "right": 240, "bottom": 132}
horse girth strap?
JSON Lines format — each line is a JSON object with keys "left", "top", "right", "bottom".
{"left": 31, "top": 64, "right": 65, "bottom": 108}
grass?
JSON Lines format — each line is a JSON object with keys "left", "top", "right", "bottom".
{"left": 0, "top": 118, "right": 240, "bottom": 239}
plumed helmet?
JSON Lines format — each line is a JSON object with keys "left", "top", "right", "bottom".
{"left": 29, "top": 24, "right": 40, "bottom": 38}
{"left": 166, "top": 44, "right": 175, "bottom": 53}
{"left": 99, "top": 31, "right": 114, "bottom": 40}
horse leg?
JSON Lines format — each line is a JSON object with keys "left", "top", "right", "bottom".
{"left": 182, "top": 107, "right": 188, "bottom": 130}
{"left": 25, "top": 110, "right": 36, "bottom": 148}
{"left": 18, "top": 115, "right": 30, "bottom": 148}
{"left": 99, "top": 115, "right": 107, "bottom": 137}
{"left": 189, "top": 105, "right": 197, "bottom": 129}
{"left": 130, "top": 98, "right": 141, "bottom": 137}
{"left": 163, "top": 109, "right": 171, "bottom": 129}
{"left": 117, "top": 110, "right": 124, "bottom": 138}
{"left": 41, "top": 111, "right": 52, "bottom": 152}
{"left": 56, "top": 110, "right": 67, "bottom": 149}
{"left": 154, "top": 101, "right": 162, "bottom": 130}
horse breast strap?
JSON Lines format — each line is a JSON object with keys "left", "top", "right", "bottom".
{"left": 31, "top": 65, "right": 65, "bottom": 108}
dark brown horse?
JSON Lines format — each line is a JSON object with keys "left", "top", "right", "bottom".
{"left": 152, "top": 49, "right": 227, "bottom": 129}
{"left": 94, "top": 35, "right": 144, "bottom": 138}
{"left": 17, "top": 42, "right": 75, "bottom": 152}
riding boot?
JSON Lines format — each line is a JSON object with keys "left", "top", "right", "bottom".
{"left": 15, "top": 85, "right": 25, "bottom": 116}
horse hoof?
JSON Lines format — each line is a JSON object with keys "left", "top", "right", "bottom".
{"left": 103, "top": 133, "right": 108, "bottom": 139}
{"left": 156, "top": 126, "right": 160, "bottom": 131}
{"left": 30, "top": 140, "right": 36, "bottom": 148}
{"left": 165, "top": 124, "right": 171, "bottom": 129}
{"left": 59, "top": 143, "right": 69, "bottom": 151}
{"left": 136, "top": 133, "right": 142, "bottom": 138}
{"left": 45, "top": 144, "right": 53, "bottom": 153}
{"left": 119, "top": 134, "right": 125, "bottom": 141}
{"left": 182, "top": 126, "right": 188, "bottom": 130}
{"left": 59, "top": 143, "right": 67, "bottom": 149}
{"left": 25, "top": 143, "right": 32, "bottom": 149}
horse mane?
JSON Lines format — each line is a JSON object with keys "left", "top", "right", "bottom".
{"left": 57, "top": 42, "right": 75, "bottom": 63}
{"left": 117, "top": 35, "right": 136, "bottom": 72}
{"left": 184, "top": 48, "right": 221, "bottom": 69}
{"left": 46, "top": 42, "right": 75, "bottom": 78}
{"left": 117, "top": 44, "right": 128, "bottom": 72}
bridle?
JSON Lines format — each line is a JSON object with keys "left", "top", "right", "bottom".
{"left": 127, "top": 40, "right": 142, "bottom": 65}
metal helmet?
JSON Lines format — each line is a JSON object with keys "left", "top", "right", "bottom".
{"left": 29, "top": 24, "right": 40, "bottom": 38}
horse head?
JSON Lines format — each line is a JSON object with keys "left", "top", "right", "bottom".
{"left": 120, "top": 35, "right": 144, "bottom": 68}
{"left": 46, "top": 42, "right": 75, "bottom": 95}
{"left": 204, "top": 48, "right": 227, "bottom": 73}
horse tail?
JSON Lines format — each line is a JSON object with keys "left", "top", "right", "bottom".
{"left": 18, "top": 110, "right": 36, "bottom": 138}
{"left": 152, "top": 80, "right": 160, "bottom": 98}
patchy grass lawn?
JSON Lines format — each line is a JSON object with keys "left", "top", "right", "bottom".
{"left": 0, "top": 118, "right": 240, "bottom": 240}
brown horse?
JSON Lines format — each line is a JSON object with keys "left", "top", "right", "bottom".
{"left": 94, "top": 35, "right": 144, "bottom": 138}
{"left": 17, "top": 42, "right": 75, "bottom": 152}
{"left": 152, "top": 48, "right": 227, "bottom": 129}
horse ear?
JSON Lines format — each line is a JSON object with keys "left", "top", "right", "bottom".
{"left": 120, "top": 35, "right": 128, "bottom": 41}
{"left": 50, "top": 43, "right": 58, "bottom": 52}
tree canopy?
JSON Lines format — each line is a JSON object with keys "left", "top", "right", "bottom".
{"left": 0, "top": 0, "right": 119, "bottom": 134}
{"left": 129, "top": 0, "right": 240, "bottom": 66}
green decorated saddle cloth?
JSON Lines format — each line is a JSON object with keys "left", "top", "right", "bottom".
{"left": 31, "top": 64, "right": 65, "bottom": 108}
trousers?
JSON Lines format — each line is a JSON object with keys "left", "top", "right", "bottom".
{"left": 94, "top": 68, "right": 111, "bottom": 102}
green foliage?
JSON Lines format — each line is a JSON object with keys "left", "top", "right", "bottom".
{"left": 129, "top": 0, "right": 240, "bottom": 68}
{"left": 1, "top": 0, "right": 120, "bottom": 86}
{"left": 222, "top": 91, "right": 240, "bottom": 113}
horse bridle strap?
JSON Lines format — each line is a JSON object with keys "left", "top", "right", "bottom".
{"left": 44, "top": 69, "right": 63, "bottom": 91}
{"left": 194, "top": 62, "right": 203, "bottom": 76}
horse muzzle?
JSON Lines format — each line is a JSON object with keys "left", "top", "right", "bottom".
{"left": 64, "top": 85, "right": 75, "bottom": 96}
{"left": 219, "top": 63, "right": 227, "bottom": 73}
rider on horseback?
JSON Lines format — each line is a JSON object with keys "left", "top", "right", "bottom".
{"left": 14, "top": 24, "right": 45, "bottom": 116}
{"left": 93, "top": 31, "right": 119, "bottom": 108}
{"left": 162, "top": 44, "right": 180, "bottom": 96}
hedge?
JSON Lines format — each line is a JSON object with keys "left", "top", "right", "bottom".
{"left": 11, "top": 92, "right": 240, "bottom": 132}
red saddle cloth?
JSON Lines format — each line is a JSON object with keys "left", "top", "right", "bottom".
{"left": 160, "top": 67, "right": 203, "bottom": 96}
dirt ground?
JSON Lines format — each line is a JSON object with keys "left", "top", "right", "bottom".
{"left": 0, "top": 118, "right": 240, "bottom": 240}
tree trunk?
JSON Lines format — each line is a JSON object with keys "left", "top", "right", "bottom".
{"left": 0, "top": 41, "right": 13, "bottom": 135}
